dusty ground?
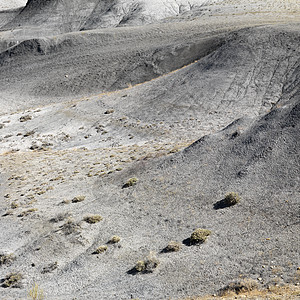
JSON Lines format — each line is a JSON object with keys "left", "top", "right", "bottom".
{"left": 0, "top": 0, "right": 299, "bottom": 299}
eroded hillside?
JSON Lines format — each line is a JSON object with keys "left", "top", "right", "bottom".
{"left": 0, "top": 0, "right": 299, "bottom": 299}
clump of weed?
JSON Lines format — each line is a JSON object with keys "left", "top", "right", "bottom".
{"left": 61, "top": 199, "right": 71, "bottom": 205}
{"left": 2, "top": 272, "right": 22, "bottom": 288}
{"left": 60, "top": 218, "right": 81, "bottom": 235}
{"left": 104, "top": 109, "right": 114, "bottom": 114}
{"left": 224, "top": 192, "right": 240, "bottom": 206}
{"left": 10, "top": 202, "right": 19, "bottom": 209}
{"left": 18, "top": 208, "right": 37, "bottom": 217}
{"left": 218, "top": 279, "right": 258, "bottom": 296}
{"left": 72, "top": 196, "right": 86, "bottom": 203}
{"left": 41, "top": 262, "right": 58, "bottom": 274}
{"left": 23, "top": 130, "right": 35, "bottom": 137}
{"left": 190, "top": 228, "right": 211, "bottom": 244}
{"left": 108, "top": 235, "right": 121, "bottom": 244}
{"left": 19, "top": 115, "right": 32, "bottom": 122}
{"left": 93, "top": 245, "right": 108, "bottom": 254}
{"left": 0, "top": 253, "right": 15, "bottom": 265}
{"left": 2, "top": 210, "right": 13, "bottom": 216}
{"left": 84, "top": 215, "right": 102, "bottom": 224}
{"left": 123, "top": 177, "right": 138, "bottom": 188}
{"left": 50, "top": 212, "right": 71, "bottom": 223}
{"left": 134, "top": 252, "right": 160, "bottom": 273}
{"left": 164, "top": 241, "right": 181, "bottom": 252}
{"left": 28, "top": 283, "right": 44, "bottom": 300}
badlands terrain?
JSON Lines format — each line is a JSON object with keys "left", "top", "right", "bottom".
{"left": 0, "top": 0, "right": 299, "bottom": 299}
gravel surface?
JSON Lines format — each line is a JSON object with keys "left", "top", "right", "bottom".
{"left": 0, "top": 1, "right": 299, "bottom": 299}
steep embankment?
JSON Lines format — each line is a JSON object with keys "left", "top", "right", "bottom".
{"left": 0, "top": 0, "right": 207, "bottom": 33}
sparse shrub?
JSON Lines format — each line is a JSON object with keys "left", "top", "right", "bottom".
{"left": 190, "top": 228, "right": 211, "bottom": 244}
{"left": 0, "top": 253, "right": 15, "bottom": 265}
{"left": 134, "top": 252, "right": 160, "bottom": 273}
{"left": 18, "top": 208, "right": 37, "bottom": 217}
{"left": 28, "top": 283, "right": 44, "bottom": 300}
{"left": 2, "top": 210, "right": 13, "bottom": 216}
{"left": 93, "top": 245, "right": 108, "bottom": 254}
{"left": 23, "top": 130, "right": 35, "bottom": 137}
{"left": 50, "top": 212, "right": 71, "bottom": 223}
{"left": 84, "top": 215, "right": 103, "bottom": 224}
{"left": 2, "top": 272, "right": 22, "bottom": 288}
{"left": 60, "top": 218, "right": 81, "bottom": 235}
{"left": 123, "top": 177, "right": 138, "bottom": 188}
{"left": 108, "top": 235, "right": 121, "bottom": 244}
{"left": 135, "top": 260, "right": 146, "bottom": 272}
{"left": 10, "top": 202, "right": 19, "bottom": 209}
{"left": 218, "top": 279, "right": 258, "bottom": 296}
{"left": 104, "top": 109, "right": 114, "bottom": 114}
{"left": 19, "top": 115, "right": 32, "bottom": 122}
{"left": 61, "top": 199, "right": 71, "bottom": 205}
{"left": 165, "top": 241, "right": 181, "bottom": 252}
{"left": 41, "top": 262, "right": 58, "bottom": 274}
{"left": 72, "top": 195, "right": 86, "bottom": 203}
{"left": 224, "top": 192, "right": 240, "bottom": 206}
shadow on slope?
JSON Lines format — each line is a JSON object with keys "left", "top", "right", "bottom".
{"left": 87, "top": 94, "right": 299, "bottom": 298}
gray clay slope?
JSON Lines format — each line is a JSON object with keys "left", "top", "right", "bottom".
{"left": 0, "top": 0, "right": 299, "bottom": 299}
{"left": 0, "top": 0, "right": 209, "bottom": 33}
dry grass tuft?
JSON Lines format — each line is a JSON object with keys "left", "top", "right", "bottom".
{"left": 165, "top": 241, "right": 181, "bottom": 252}
{"left": 18, "top": 208, "right": 37, "bottom": 217}
{"left": 224, "top": 192, "right": 240, "bottom": 206}
{"left": 134, "top": 252, "right": 160, "bottom": 273}
{"left": 184, "top": 283, "right": 300, "bottom": 299}
{"left": 60, "top": 218, "right": 81, "bottom": 235}
{"left": 190, "top": 228, "right": 211, "bottom": 244}
{"left": 93, "top": 245, "right": 108, "bottom": 254}
{"left": 84, "top": 215, "right": 103, "bottom": 224}
{"left": 218, "top": 279, "right": 258, "bottom": 297}
{"left": 0, "top": 253, "right": 15, "bottom": 265}
{"left": 72, "top": 195, "right": 86, "bottom": 203}
{"left": 108, "top": 235, "right": 121, "bottom": 244}
{"left": 2, "top": 272, "right": 22, "bottom": 288}
{"left": 123, "top": 177, "right": 138, "bottom": 188}
{"left": 28, "top": 283, "right": 44, "bottom": 300}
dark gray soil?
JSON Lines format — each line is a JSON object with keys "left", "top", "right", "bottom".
{"left": 0, "top": 0, "right": 299, "bottom": 299}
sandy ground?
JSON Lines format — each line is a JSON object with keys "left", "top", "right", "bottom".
{"left": 0, "top": 1, "right": 299, "bottom": 299}
{"left": 0, "top": 0, "right": 26, "bottom": 10}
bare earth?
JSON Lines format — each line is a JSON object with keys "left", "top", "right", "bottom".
{"left": 0, "top": 1, "right": 299, "bottom": 299}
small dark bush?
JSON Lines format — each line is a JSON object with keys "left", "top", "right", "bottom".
{"left": 2, "top": 272, "right": 22, "bottom": 288}
{"left": 190, "top": 228, "right": 211, "bottom": 244}
{"left": 122, "top": 177, "right": 138, "bottom": 188}
{"left": 108, "top": 236, "right": 121, "bottom": 244}
{"left": 224, "top": 192, "right": 240, "bottom": 206}
{"left": 84, "top": 215, "right": 103, "bottom": 224}
{"left": 134, "top": 252, "right": 159, "bottom": 273}
{"left": 93, "top": 246, "right": 108, "bottom": 254}
{"left": 218, "top": 279, "right": 258, "bottom": 296}
{"left": 164, "top": 241, "right": 181, "bottom": 252}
